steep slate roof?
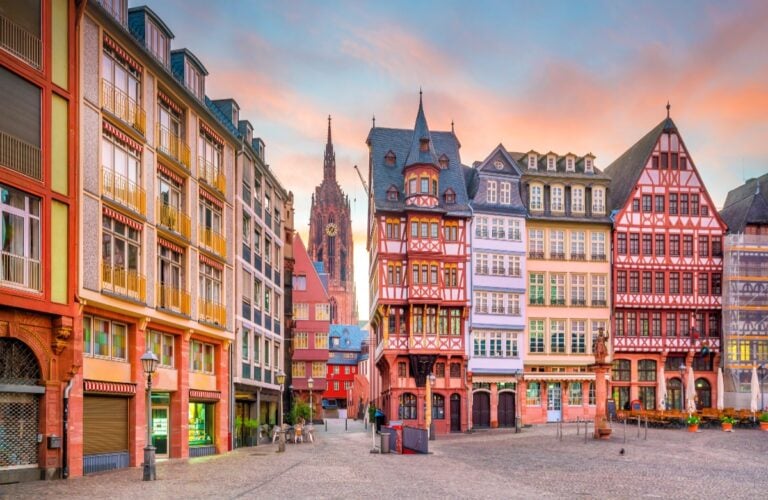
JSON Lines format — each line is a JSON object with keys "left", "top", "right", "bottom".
{"left": 329, "top": 325, "right": 367, "bottom": 352}
{"left": 512, "top": 152, "right": 610, "bottom": 180}
{"left": 602, "top": 118, "right": 673, "bottom": 211}
{"left": 720, "top": 173, "right": 768, "bottom": 233}
{"left": 469, "top": 144, "right": 527, "bottom": 216}
{"left": 403, "top": 96, "right": 439, "bottom": 168}
{"left": 367, "top": 101, "right": 471, "bottom": 217}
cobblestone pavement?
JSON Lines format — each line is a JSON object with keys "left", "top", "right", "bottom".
{"left": 2, "top": 419, "right": 767, "bottom": 499}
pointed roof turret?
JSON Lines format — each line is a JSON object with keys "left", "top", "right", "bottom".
{"left": 404, "top": 91, "right": 439, "bottom": 168}
{"left": 323, "top": 114, "right": 336, "bottom": 181}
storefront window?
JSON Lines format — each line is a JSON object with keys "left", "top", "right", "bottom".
{"left": 188, "top": 402, "right": 214, "bottom": 446}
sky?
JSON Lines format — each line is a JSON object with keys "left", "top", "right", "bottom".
{"left": 133, "top": 0, "right": 768, "bottom": 321}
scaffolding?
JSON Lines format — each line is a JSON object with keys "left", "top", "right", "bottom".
{"left": 722, "top": 233, "right": 768, "bottom": 407}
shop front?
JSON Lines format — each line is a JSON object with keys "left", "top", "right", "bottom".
{"left": 82, "top": 381, "right": 135, "bottom": 474}
{"left": 151, "top": 393, "right": 171, "bottom": 458}
{"left": 188, "top": 390, "right": 219, "bottom": 457}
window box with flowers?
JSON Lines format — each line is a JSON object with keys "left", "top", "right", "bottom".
{"left": 686, "top": 414, "right": 701, "bottom": 433}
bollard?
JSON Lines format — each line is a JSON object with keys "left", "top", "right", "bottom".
{"left": 584, "top": 421, "right": 588, "bottom": 443}
{"left": 325, "top": 420, "right": 328, "bottom": 432}
{"left": 576, "top": 417, "right": 580, "bottom": 436}
{"left": 637, "top": 416, "right": 641, "bottom": 438}
{"left": 345, "top": 419, "right": 348, "bottom": 431}
{"left": 623, "top": 418, "right": 627, "bottom": 444}
{"left": 644, "top": 416, "right": 648, "bottom": 440}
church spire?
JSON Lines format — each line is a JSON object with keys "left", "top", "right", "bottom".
{"left": 324, "top": 115, "right": 336, "bottom": 181}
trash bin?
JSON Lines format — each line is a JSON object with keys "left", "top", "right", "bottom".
{"left": 380, "top": 432, "right": 390, "bottom": 454}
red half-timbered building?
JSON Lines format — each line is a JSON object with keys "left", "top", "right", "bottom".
{"left": 605, "top": 107, "right": 726, "bottom": 411}
{"left": 367, "top": 95, "right": 472, "bottom": 434}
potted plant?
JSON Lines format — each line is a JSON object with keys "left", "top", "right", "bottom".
{"left": 759, "top": 412, "right": 768, "bottom": 431}
{"left": 244, "top": 418, "right": 260, "bottom": 446}
{"left": 686, "top": 414, "right": 701, "bottom": 432}
{"left": 720, "top": 415, "right": 736, "bottom": 432}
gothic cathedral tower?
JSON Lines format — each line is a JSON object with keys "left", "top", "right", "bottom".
{"left": 308, "top": 117, "right": 358, "bottom": 324}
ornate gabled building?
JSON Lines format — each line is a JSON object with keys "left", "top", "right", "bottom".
{"left": 604, "top": 107, "right": 727, "bottom": 411}
{"left": 519, "top": 148, "right": 612, "bottom": 423}
{"left": 367, "top": 95, "right": 472, "bottom": 434}
{"left": 719, "top": 173, "right": 768, "bottom": 409}
{"left": 465, "top": 145, "right": 527, "bottom": 429}
{"left": 307, "top": 117, "right": 357, "bottom": 325}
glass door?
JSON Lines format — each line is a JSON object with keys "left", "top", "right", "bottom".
{"left": 151, "top": 406, "right": 169, "bottom": 458}
{"left": 547, "top": 383, "right": 562, "bottom": 422}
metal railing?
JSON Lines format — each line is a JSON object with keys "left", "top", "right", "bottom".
{"left": 198, "top": 156, "right": 226, "bottom": 194}
{"left": 0, "top": 14, "right": 41, "bottom": 69}
{"left": 1, "top": 251, "right": 41, "bottom": 291}
{"left": 157, "top": 124, "right": 190, "bottom": 169}
{"left": 102, "top": 167, "right": 146, "bottom": 214}
{"left": 0, "top": 130, "right": 41, "bottom": 179}
{"left": 101, "top": 79, "right": 146, "bottom": 134}
{"left": 157, "top": 201, "right": 191, "bottom": 239}
{"left": 199, "top": 298, "right": 226, "bottom": 326}
{"left": 199, "top": 225, "right": 226, "bottom": 257}
{"left": 157, "top": 284, "right": 190, "bottom": 315}
{"left": 102, "top": 262, "right": 146, "bottom": 302}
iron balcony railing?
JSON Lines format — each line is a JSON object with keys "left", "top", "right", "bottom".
{"left": 1, "top": 251, "right": 41, "bottom": 291}
{"left": 157, "top": 201, "right": 191, "bottom": 239}
{"left": 102, "top": 167, "right": 146, "bottom": 214}
{"left": 0, "top": 130, "right": 41, "bottom": 180}
{"left": 0, "top": 14, "right": 41, "bottom": 69}
{"left": 199, "top": 298, "right": 226, "bottom": 326}
{"left": 101, "top": 79, "right": 146, "bottom": 135}
{"left": 102, "top": 262, "right": 146, "bottom": 302}
{"left": 157, "top": 124, "right": 190, "bottom": 169}
{"left": 157, "top": 284, "right": 190, "bottom": 315}
{"left": 199, "top": 225, "right": 226, "bottom": 257}
{"left": 198, "top": 156, "right": 226, "bottom": 194}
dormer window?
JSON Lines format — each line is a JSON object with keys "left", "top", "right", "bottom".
{"left": 585, "top": 157, "right": 594, "bottom": 173}
{"left": 419, "top": 138, "right": 429, "bottom": 152}
{"left": 184, "top": 60, "right": 204, "bottom": 99}
{"left": 528, "top": 155, "right": 537, "bottom": 169}
{"left": 547, "top": 156, "right": 556, "bottom": 171}
{"left": 439, "top": 154, "right": 449, "bottom": 169}
{"left": 145, "top": 20, "right": 169, "bottom": 65}
{"left": 100, "top": 0, "right": 127, "bottom": 25}
{"left": 386, "top": 185, "right": 399, "bottom": 201}
{"left": 566, "top": 157, "right": 575, "bottom": 172}
{"left": 385, "top": 150, "right": 396, "bottom": 166}
{"left": 444, "top": 188, "right": 456, "bottom": 204}
{"left": 408, "top": 177, "right": 417, "bottom": 195}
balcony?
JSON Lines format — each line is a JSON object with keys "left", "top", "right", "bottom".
{"left": 1, "top": 251, "right": 41, "bottom": 291}
{"left": 0, "top": 130, "right": 41, "bottom": 179}
{"left": 157, "top": 201, "right": 191, "bottom": 239}
{"left": 156, "top": 284, "right": 190, "bottom": 315}
{"left": 199, "top": 225, "right": 226, "bottom": 257}
{"left": 198, "top": 157, "right": 226, "bottom": 194}
{"left": 101, "top": 79, "right": 146, "bottom": 135}
{"left": 157, "top": 124, "right": 190, "bottom": 169}
{"left": 102, "top": 262, "right": 146, "bottom": 302}
{"left": 102, "top": 168, "right": 146, "bottom": 215}
{"left": 199, "top": 298, "right": 226, "bottom": 326}
{"left": 0, "top": 13, "right": 41, "bottom": 69}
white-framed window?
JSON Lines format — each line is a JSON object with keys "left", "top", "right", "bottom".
{"left": 293, "top": 302, "right": 309, "bottom": 320}
{"left": 312, "top": 361, "right": 325, "bottom": 377}
{"left": 571, "top": 275, "right": 586, "bottom": 305}
{"left": 585, "top": 157, "right": 594, "bottom": 173}
{"left": 569, "top": 381, "right": 583, "bottom": 405}
{"left": 157, "top": 244, "right": 184, "bottom": 310}
{"left": 147, "top": 329, "right": 174, "bottom": 367}
{"left": 83, "top": 315, "right": 127, "bottom": 360}
{"left": 507, "top": 255, "right": 521, "bottom": 277}
{"left": 157, "top": 171, "right": 184, "bottom": 230}
{"left": 185, "top": 60, "right": 204, "bottom": 99}
{"left": 475, "top": 253, "right": 488, "bottom": 275}
{"left": 487, "top": 180, "right": 497, "bottom": 203}
{"left": 566, "top": 156, "right": 575, "bottom": 172}
{"left": 102, "top": 46, "right": 141, "bottom": 124}
{"left": 528, "top": 154, "right": 537, "bottom": 169}
{"left": 264, "top": 338, "right": 271, "bottom": 367}
{"left": 199, "top": 261, "right": 222, "bottom": 306}
{"left": 550, "top": 274, "right": 565, "bottom": 305}
{"left": 199, "top": 197, "right": 222, "bottom": 241}
{"left": 506, "top": 294, "right": 521, "bottom": 316}
{"left": 551, "top": 185, "right": 564, "bottom": 212}
{"left": 507, "top": 218, "right": 521, "bottom": 241}
{"left": 253, "top": 278, "right": 262, "bottom": 310}
{"left": 315, "top": 332, "right": 328, "bottom": 349}
{"left": 292, "top": 274, "right": 307, "bottom": 290}
{"left": 547, "top": 155, "right": 556, "bottom": 171}
{"left": 190, "top": 340, "right": 214, "bottom": 373}
{"left": 550, "top": 320, "right": 566, "bottom": 353}
{"left": 530, "top": 184, "right": 543, "bottom": 211}
{"left": 491, "top": 217, "right": 505, "bottom": 239}
{"left": 529, "top": 273, "right": 545, "bottom": 305}
{"left": 571, "top": 186, "right": 584, "bottom": 213}
{"left": 500, "top": 182, "right": 511, "bottom": 205}
{"left": 102, "top": 214, "right": 140, "bottom": 275}
{"left": 474, "top": 291, "right": 488, "bottom": 314}
{"left": 491, "top": 292, "right": 504, "bottom": 314}
{"left": 570, "top": 231, "right": 585, "bottom": 259}
{"left": 145, "top": 20, "right": 169, "bottom": 64}
{"left": 265, "top": 236, "right": 272, "bottom": 263}
{"left": 491, "top": 254, "right": 505, "bottom": 275}
{"left": 591, "top": 232, "right": 606, "bottom": 259}
{"left": 526, "top": 381, "right": 541, "bottom": 405}
{"left": 529, "top": 229, "right": 544, "bottom": 257}
{"left": 473, "top": 331, "right": 519, "bottom": 358}
{"left": 294, "top": 332, "right": 308, "bottom": 349}
{"left": 316, "top": 303, "right": 330, "bottom": 321}
{"left": 292, "top": 362, "right": 305, "bottom": 377}
{"left": 0, "top": 184, "right": 41, "bottom": 290}
{"left": 529, "top": 320, "right": 545, "bottom": 353}
{"left": 591, "top": 275, "right": 607, "bottom": 304}
{"left": 475, "top": 216, "right": 488, "bottom": 238}
{"left": 102, "top": 133, "right": 142, "bottom": 210}
{"left": 571, "top": 321, "right": 586, "bottom": 354}
{"left": 253, "top": 333, "right": 260, "bottom": 363}
{"left": 550, "top": 229, "right": 565, "bottom": 258}
{"left": 264, "top": 287, "right": 271, "bottom": 314}
{"left": 592, "top": 187, "right": 605, "bottom": 214}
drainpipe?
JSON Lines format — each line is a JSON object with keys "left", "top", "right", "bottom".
{"left": 62, "top": 378, "right": 74, "bottom": 478}
{"left": 230, "top": 339, "right": 234, "bottom": 451}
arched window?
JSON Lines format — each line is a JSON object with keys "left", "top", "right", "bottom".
{"left": 0, "top": 339, "right": 42, "bottom": 468}
{"left": 638, "top": 359, "right": 657, "bottom": 381}
{"left": 432, "top": 393, "right": 445, "bottom": 419}
{"left": 612, "top": 359, "right": 631, "bottom": 381}
{"left": 444, "top": 188, "right": 456, "bottom": 204}
{"left": 666, "top": 377, "right": 683, "bottom": 410}
{"left": 695, "top": 378, "right": 711, "bottom": 409}
{"left": 385, "top": 150, "right": 396, "bottom": 166}
{"left": 386, "top": 185, "right": 398, "bottom": 201}
{"left": 400, "top": 392, "right": 417, "bottom": 419}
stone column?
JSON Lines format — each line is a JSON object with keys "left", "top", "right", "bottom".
{"left": 215, "top": 340, "right": 230, "bottom": 454}
{"left": 591, "top": 363, "right": 611, "bottom": 439}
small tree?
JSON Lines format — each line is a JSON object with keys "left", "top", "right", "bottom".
{"left": 288, "top": 400, "right": 311, "bottom": 424}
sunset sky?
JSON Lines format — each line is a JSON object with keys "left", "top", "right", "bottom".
{"left": 135, "top": 0, "right": 768, "bottom": 321}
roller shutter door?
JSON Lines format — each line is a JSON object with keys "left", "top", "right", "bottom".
{"left": 83, "top": 396, "right": 128, "bottom": 454}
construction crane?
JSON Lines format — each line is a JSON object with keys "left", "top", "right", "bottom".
{"left": 353, "top": 165, "right": 370, "bottom": 197}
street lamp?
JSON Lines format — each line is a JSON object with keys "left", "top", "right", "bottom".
{"left": 276, "top": 370, "right": 286, "bottom": 453}
{"left": 307, "top": 377, "right": 314, "bottom": 424}
{"left": 759, "top": 364, "right": 766, "bottom": 411}
{"left": 679, "top": 364, "right": 686, "bottom": 412}
{"left": 141, "top": 350, "right": 159, "bottom": 481}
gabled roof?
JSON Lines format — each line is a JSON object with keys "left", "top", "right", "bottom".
{"left": 720, "top": 173, "right": 768, "bottom": 233}
{"left": 603, "top": 118, "right": 674, "bottom": 211}
{"left": 403, "top": 95, "right": 439, "bottom": 168}
{"left": 292, "top": 234, "right": 330, "bottom": 302}
{"left": 469, "top": 144, "right": 526, "bottom": 215}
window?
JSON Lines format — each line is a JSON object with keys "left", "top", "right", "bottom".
{"left": 312, "top": 361, "right": 325, "bottom": 377}
{"left": 199, "top": 261, "right": 223, "bottom": 322}
{"left": 529, "top": 273, "right": 544, "bottom": 305}
{"left": 475, "top": 253, "right": 488, "bottom": 275}
{"left": 450, "top": 363, "right": 462, "bottom": 378}
{"left": 550, "top": 320, "right": 565, "bottom": 353}
{"left": 617, "top": 233, "right": 627, "bottom": 254}
{"left": 157, "top": 244, "right": 184, "bottom": 311}
{"left": 617, "top": 271, "right": 627, "bottom": 293}
{"left": 474, "top": 291, "right": 488, "bottom": 314}
{"left": 487, "top": 180, "right": 497, "bottom": 203}
{"left": 147, "top": 330, "right": 174, "bottom": 367}
{"left": 683, "top": 272, "right": 693, "bottom": 295}
{"left": 712, "top": 236, "right": 722, "bottom": 257}
{"left": 571, "top": 321, "right": 586, "bottom": 354}
{"left": 547, "top": 156, "right": 556, "bottom": 170}
{"left": 591, "top": 232, "right": 606, "bottom": 260}
{"left": 444, "top": 222, "right": 458, "bottom": 242}
{"left": 566, "top": 157, "right": 575, "bottom": 171}
{"left": 190, "top": 340, "right": 214, "bottom": 373}
{"left": 591, "top": 275, "right": 606, "bottom": 305}
{"left": 615, "top": 312, "right": 624, "bottom": 336}
{"left": 571, "top": 275, "right": 586, "bottom": 306}
{"left": 507, "top": 256, "right": 521, "bottom": 277}
{"left": 683, "top": 235, "right": 693, "bottom": 257}
{"left": 529, "top": 229, "right": 544, "bottom": 258}
{"left": 698, "top": 272, "right": 709, "bottom": 295}
{"left": 550, "top": 274, "right": 565, "bottom": 305}
{"left": 550, "top": 230, "right": 565, "bottom": 259}
{"left": 711, "top": 273, "right": 722, "bottom": 295}
{"left": 264, "top": 237, "right": 272, "bottom": 263}
{"left": 530, "top": 184, "right": 543, "bottom": 211}
{"left": 669, "top": 193, "right": 678, "bottom": 215}
{"left": 630, "top": 233, "right": 639, "bottom": 255}
{"left": 473, "top": 333, "right": 486, "bottom": 356}
{"left": 158, "top": 171, "right": 185, "bottom": 234}
{"left": 491, "top": 218, "right": 505, "bottom": 239}
{"left": 526, "top": 382, "right": 541, "bottom": 405}
{"left": 292, "top": 362, "right": 305, "bottom": 377}
{"left": 387, "top": 186, "right": 399, "bottom": 201}
{"left": 316, "top": 303, "right": 330, "bottom": 321}
{"left": 507, "top": 219, "right": 521, "bottom": 241}
{"left": 528, "top": 320, "right": 545, "bottom": 353}
{"left": 145, "top": 20, "right": 169, "bottom": 64}
{"left": 632, "top": 199, "right": 640, "bottom": 212}
{"left": 691, "top": 194, "right": 699, "bottom": 215}
{"left": 612, "top": 359, "right": 630, "bottom": 381}
{"left": 655, "top": 195, "right": 665, "bottom": 213}
{"left": 698, "top": 235, "right": 709, "bottom": 258}
{"left": 102, "top": 133, "right": 142, "bottom": 211}
{"left": 592, "top": 188, "right": 605, "bottom": 214}
{"left": 551, "top": 186, "right": 564, "bottom": 212}
{"left": 670, "top": 235, "right": 680, "bottom": 256}
{"left": 188, "top": 402, "right": 214, "bottom": 446}
{"left": 666, "top": 312, "right": 677, "bottom": 337}
{"left": 292, "top": 274, "right": 307, "bottom": 291}
{"left": 475, "top": 217, "right": 488, "bottom": 238}
{"left": 642, "top": 271, "right": 652, "bottom": 294}
{"left": 572, "top": 187, "right": 584, "bottom": 213}
{"left": 528, "top": 155, "right": 537, "bottom": 169}
{"left": 680, "top": 194, "right": 689, "bottom": 215}
{"left": 491, "top": 254, "right": 504, "bottom": 276}
{"left": 652, "top": 313, "right": 662, "bottom": 336}
{"left": 499, "top": 182, "right": 511, "bottom": 204}
{"left": 627, "top": 312, "right": 637, "bottom": 335}
{"left": 102, "top": 214, "right": 141, "bottom": 293}
{"left": 420, "top": 177, "right": 429, "bottom": 194}
{"left": 670, "top": 272, "right": 680, "bottom": 294}
{"left": 184, "top": 60, "right": 204, "bottom": 99}
{"left": 638, "top": 360, "right": 657, "bottom": 381}
{"left": 432, "top": 394, "right": 445, "bottom": 419}
{"left": 83, "top": 316, "right": 127, "bottom": 360}
{"left": 314, "top": 332, "right": 328, "bottom": 349}
{"left": 157, "top": 100, "right": 183, "bottom": 162}
{"left": 655, "top": 234, "right": 665, "bottom": 256}
{"left": 0, "top": 184, "right": 41, "bottom": 290}
{"left": 571, "top": 231, "right": 585, "bottom": 260}
{"left": 642, "top": 195, "right": 652, "bottom": 212}
{"left": 102, "top": 45, "right": 142, "bottom": 130}
{"left": 199, "top": 197, "right": 223, "bottom": 253}
{"left": 641, "top": 234, "right": 652, "bottom": 256}
{"left": 568, "top": 382, "right": 583, "bottom": 405}
{"left": 386, "top": 219, "right": 401, "bottom": 240}
{"left": 253, "top": 334, "right": 260, "bottom": 363}
{"left": 400, "top": 393, "right": 417, "bottom": 420}
{"left": 435, "top": 363, "right": 445, "bottom": 378}
{"left": 630, "top": 271, "right": 639, "bottom": 293}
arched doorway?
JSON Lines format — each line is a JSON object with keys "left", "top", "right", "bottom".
{"left": 667, "top": 378, "right": 682, "bottom": 410}
{"left": 450, "top": 394, "right": 461, "bottom": 432}
{"left": 472, "top": 391, "right": 490, "bottom": 428}
{"left": 0, "top": 339, "right": 42, "bottom": 470}
{"left": 695, "top": 378, "right": 711, "bottom": 409}
{"left": 498, "top": 391, "right": 516, "bottom": 428}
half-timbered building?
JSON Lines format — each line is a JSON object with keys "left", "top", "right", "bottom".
{"left": 367, "top": 95, "right": 472, "bottom": 434}
{"left": 605, "top": 107, "right": 726, "bottom": 411}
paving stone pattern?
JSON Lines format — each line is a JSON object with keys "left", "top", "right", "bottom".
{"left": 2, "top": 419, "right": 767, "bottom": 499}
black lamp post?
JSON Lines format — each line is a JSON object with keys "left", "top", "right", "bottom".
{"left": 276, "top": 370, "right": 286, "bottom": 453}
{"left": 141, "top": 350, "right": 159, "bottom": 481}
{"left": 307, "top": 377, "right": 314, "bottom": 424}
{"left": 679, "top": 364, "right": 686, "bottom": 412}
